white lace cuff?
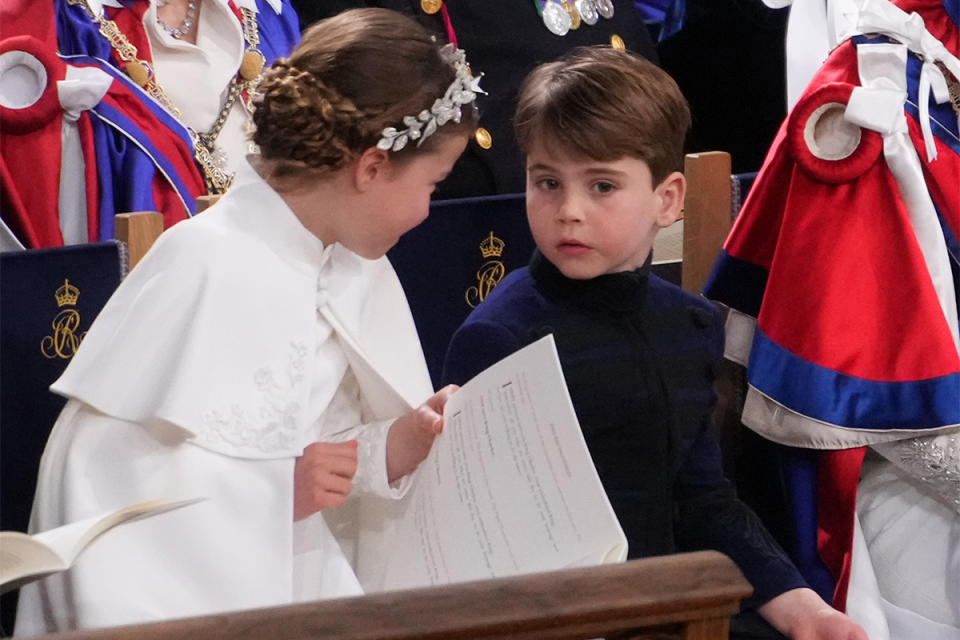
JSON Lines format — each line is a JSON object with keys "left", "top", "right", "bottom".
{"left": 328, "top": 419, "right": 412, "bottom": 500}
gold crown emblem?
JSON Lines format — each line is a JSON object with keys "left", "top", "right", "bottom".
{"left": 479, "top": 231, "right": 505, "bottom": 259}
{"left": 55, "top": 279, "right": 80, "bottom": 307}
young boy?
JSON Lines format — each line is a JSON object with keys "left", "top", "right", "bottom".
{"left": 441, "top": 47, "right": 867, "bottom": 640}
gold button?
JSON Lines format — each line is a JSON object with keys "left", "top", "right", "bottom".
{"left": 474, "top": 127, "right": 492, "bottom": 149}
{"left": 421, "top": 0, "right": 442, "bottom": 14}
{"left": 610, "top": 34, "right": 625, "bottom": 50}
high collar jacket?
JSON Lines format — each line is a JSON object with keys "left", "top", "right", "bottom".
{"left": 443, "top": 251, "right": 806, "bottom": 606}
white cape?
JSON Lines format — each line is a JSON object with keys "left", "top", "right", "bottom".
{"left": 14, "top": 160, "right": 434, "bottom": 634}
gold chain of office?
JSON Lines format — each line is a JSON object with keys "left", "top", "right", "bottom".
{"left": 939, "top": 62, "right": 960, "bottom": 116}
{"left": 66, "top": 0, "right": 265, "bottom": 193}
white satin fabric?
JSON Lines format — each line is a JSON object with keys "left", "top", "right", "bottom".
{"left": 847, "top": 0, "right": 960, "bottom": 162}
{"left": 14, "top": 159, "right": 435, "bottom": 634}
{"left": 848, "top": 443, "right": 960, "bottom": 640}
{"left": 58, "top": 64, "right": 112, "bottom": 245}
{"left": 762, "top": 0, "right": 860, "bottom": 109}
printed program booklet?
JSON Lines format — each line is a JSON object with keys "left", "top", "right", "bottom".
{"left": 354, "top": 334, "right": 627, "bottom": 591}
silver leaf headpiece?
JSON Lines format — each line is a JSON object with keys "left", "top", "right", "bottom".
{"left": 376, "top": 43, "right": 485, "bottom": 152}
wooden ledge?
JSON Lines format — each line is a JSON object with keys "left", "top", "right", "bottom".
{"left": 36, "top": 551, "right": 751, "bottom": 640}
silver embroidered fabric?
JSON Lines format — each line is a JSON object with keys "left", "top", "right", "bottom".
{"left": 872, "top": 432, "right": 960, "bottom": 514}
{"left": 198, "top": 341, "right": 308, "bottom": 454}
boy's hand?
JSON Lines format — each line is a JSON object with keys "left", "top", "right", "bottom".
{"left": 293, "top": 440, "right": 358, "bottom": 521}
{"left": 386, "top": 384, "right": 458, "bottom": 483}
{"left": 789, "top": 607, "right": 869, "bottom": 640}
{"left": 758, "top": 588, "right": 868, "bottom": 640}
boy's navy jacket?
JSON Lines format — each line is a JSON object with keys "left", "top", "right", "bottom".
{"left": 442, "top": 251, "right": 807, "bottom": 607}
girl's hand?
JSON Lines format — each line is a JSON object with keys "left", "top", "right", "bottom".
{"left": 293, "top": 440, "right": 358, "bottom": 520}
{"left": 386, "top": 385, "right": 458, "bottom": 482}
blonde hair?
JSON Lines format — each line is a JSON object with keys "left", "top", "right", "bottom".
{"left": 514, "top": 47, "right": 690, "bottom": 185}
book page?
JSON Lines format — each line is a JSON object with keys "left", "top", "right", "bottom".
{"left": 362, "top": 335, "right": 626, "bottom": 591}
{"left": 1, "top": 497, "right": 204, "bottom": 591}
{"left": 36, "top": 498, "right": 205, "bottom": 567}
{"left": 0, "top": 533, "right": 66, "bottom": 591}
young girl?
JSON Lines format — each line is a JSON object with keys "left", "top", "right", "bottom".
{"left": 14, "top": 8, "right": 480, "bottom": 633}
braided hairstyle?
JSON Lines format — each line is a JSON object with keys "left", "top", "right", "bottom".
{"left": 253, "top": 8, "right": 476, "bottom": 181}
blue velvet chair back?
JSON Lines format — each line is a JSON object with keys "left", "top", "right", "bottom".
{"left": 0, "top": 241, "right": 128, "bottom": 633}
{"left": 388, "top": 193, "right": 536, "bottom": 389}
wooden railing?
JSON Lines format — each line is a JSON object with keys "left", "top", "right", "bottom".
{"left": 34, "top": 551, "right": 751, "bottom": 640}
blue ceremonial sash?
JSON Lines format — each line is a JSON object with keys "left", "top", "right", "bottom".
{"left": 62, "top": 54, "right": 200, "bottom": 238}
{"left": 945, "top": 0, "right": 959, "bottom": 25}
{"left": 54, "top": 0, "right": 300, "bottom": 239}
{"left": 253, "top": 0, "right": 301, "bottom": 63}
{"left": 56, "top": 0, "right": 117, "bottom": 61}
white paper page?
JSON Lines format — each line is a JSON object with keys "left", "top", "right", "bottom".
{"left": 373, "top": 335, "right": 626, "bottom": 590}
{"left": 2, "top": 498, "right": 204, "bottom": 590}
{"left": 32, "top": 497, "right": 205, "bottom": 567}
{"left": 31, "top": 516, "right": 101, "bottom": 565}
{"left": 0, "top": 533, "right": 67, "bottom": 589}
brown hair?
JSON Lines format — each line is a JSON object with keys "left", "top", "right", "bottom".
{"left": 252, "top": 8, "right": 477, "bottom": 180}
{"left": 514, "top": 46, "right": 690, "bottom": 185}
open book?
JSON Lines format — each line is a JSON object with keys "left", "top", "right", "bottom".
{"left": 0, "top": 497, "right": 203, "bottom": 592}
{"left": 353, "top": 335, "right": 627, "bottom": 591}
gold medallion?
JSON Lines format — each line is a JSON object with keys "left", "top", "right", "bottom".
{"left": 562, "top": 1, "right": 581, "bottom": 29}
{"left": 474, "top": 127, "right": 492, "bottom": 149}
{"left": 240, "top": 49, "right": 265, "bottom": 81}
{"left": 421, "top": 0, "right": 443, "bottom": 14}
{"left": 610, "top": 34, "right": 625, "bottom": 50}
{"left": 125, "top": 59, "right": 151, "bottom": 87}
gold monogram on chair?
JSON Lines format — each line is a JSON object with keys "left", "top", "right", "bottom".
{"left": 465, "top": 231, "right": 506, "bottom": 308}
{"left": 41, "top": 279, "right": 87, "bottom": 359}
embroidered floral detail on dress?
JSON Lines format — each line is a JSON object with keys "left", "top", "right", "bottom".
{"left": 198, "top": 341, "right": 308, "bottom": 453}
{"left": 875, "top": 433, "right": 960, "bottom": 513}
